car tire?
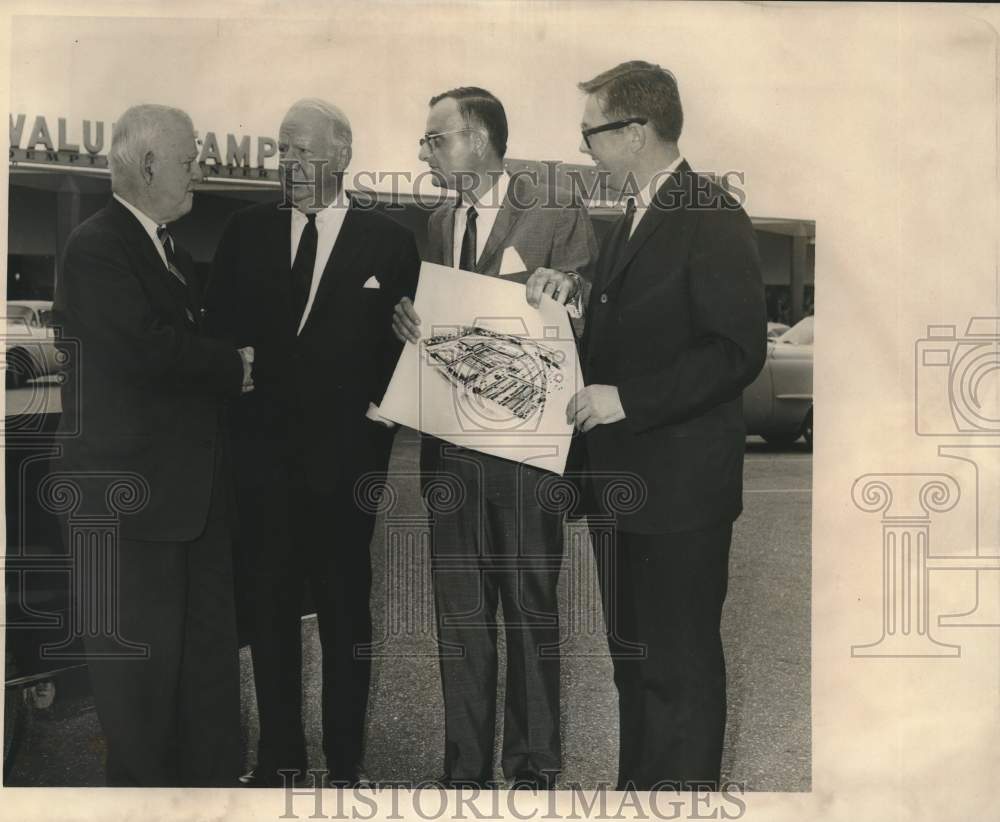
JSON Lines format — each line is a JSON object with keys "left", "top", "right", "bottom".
{"left": 802, "top": 408, "right": 813, "bottom": 451}
{"left": 761, "top": 432, "right": 800, "bottom": 447}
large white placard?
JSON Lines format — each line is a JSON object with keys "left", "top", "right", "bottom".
{"left": 380, "top": 261, "right": 583, "bottom": 475}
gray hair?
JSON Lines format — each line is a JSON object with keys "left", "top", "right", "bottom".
{"left": 283, "top": 98, "right": 353, "bottom": 146}
{"left": 108, "top": 104, "right": 193, "bottom": 188}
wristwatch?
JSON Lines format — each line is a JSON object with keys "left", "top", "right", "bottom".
{"left": 564, "top": 271, "right": 584, "bottom": 319}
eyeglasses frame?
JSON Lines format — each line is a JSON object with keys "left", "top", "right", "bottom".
{"left": 581, "top": 117, "right": 649, "bottom": 149}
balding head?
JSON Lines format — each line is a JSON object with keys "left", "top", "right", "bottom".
{"left": 108, "top": 104, "right": 202, "bottom": 224}
{"left": 278, "top": 98, "right": 353, "bottom": 211}
{"left": 282, "top": 98, "right": 353, "bottom": 146}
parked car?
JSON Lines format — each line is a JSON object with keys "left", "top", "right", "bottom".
{"left": 743, "top": 315, "right": 813, "bottom": 448}
{"left": 767, "top": 321, "right": 790, "bottom": 339}
{"left": 4, "top": 300, "right": 60, "bottom": 388}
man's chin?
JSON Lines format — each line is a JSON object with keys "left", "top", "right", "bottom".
{"left": 427, "top": 171, "right": 449, "bottom": 190}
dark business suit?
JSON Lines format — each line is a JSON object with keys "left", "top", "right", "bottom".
{"left": 422, "top": 174, "right": 597, "bottom": 785}
{"left": 577, "top": 162, "right": 767, "bottom": 789}
{"left": 53, "top": 197, "right": 245, "bottom": 786}
{"left": 205, "top": 197, "right": 419, "bottom": 782}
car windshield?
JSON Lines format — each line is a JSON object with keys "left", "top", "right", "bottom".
{"left": 777, "top": 315, "right": 814, "bottom": 346}
{"left": 6, "top": 304, "right": 37, "bottom": 326}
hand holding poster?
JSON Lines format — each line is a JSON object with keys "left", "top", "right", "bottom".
{"left": 380, "top": 261, "right": 582, "bottom": 475}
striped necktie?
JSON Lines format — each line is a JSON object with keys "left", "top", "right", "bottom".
{"left": 156, "top": 225, "right": 196, "bottom": 325}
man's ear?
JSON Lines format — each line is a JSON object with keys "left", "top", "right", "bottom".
{"left": 628, "top": 123, "right": 647, "bottom": 155}
{"left": 340, "top": 144, "right": 353, "bottom": 170}
{"left": 141, "top": 150, "right": 155, "bottom": 185}
{"left": 472, "top": 130, "right": 488, "bottom": 158}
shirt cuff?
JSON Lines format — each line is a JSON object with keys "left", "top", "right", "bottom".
{"left": 366, "top": 402, "right": 396, "bottom": 428}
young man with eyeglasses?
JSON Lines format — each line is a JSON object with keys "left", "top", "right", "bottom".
{"left": 564, "top": 61, "right": 768, "bottom": 791}
{"left": 393, "top": 86, "right": 597, "bottom": 790}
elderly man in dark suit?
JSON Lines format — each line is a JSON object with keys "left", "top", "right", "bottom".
{"left": 205, "top": 98, "right": 420, "bottom": 788}
{"left": 53, "top": 104, "right": 254, "bottom": 786}
{"left": 392, "top": 87, "right": 597, "bottom": 789}
{"left": 557, "top": 61, "right": 767, "bottom": 791}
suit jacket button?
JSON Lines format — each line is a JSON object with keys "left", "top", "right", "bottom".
{"left": 600, "top": 293, "right": 608, "bottom": 304}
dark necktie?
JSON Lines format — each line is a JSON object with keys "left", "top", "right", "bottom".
{"left": 459, "top": 205, "right": 478, "bottom": 272}
{"left": 599, "top": 197, "right": 637, "bottom": 282}
{"left": 156, "top": 225, "right": 196, "bottom": 325}
{"left": 291, "top": 212, "right": 318, "bottom": 329}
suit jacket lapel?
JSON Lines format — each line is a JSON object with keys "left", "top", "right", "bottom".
{"left": 478, "top": 176, "right": 527, "bottom": 275}
{"left": 299, "top": 203, "right": 370, "bottom": 334}
{"left": 107, "top": 199, "right": 186, "bottom": 320}
{"left": 270, "top": 203, "right": 293, "bottom": 282}
{"left": 603, "top": 161, "right": 690, "bottom": 289}
{"left": 440, "top": 207, "right": 456, "bottom": 267}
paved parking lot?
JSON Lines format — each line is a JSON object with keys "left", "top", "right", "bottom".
{"left": 4, "top": 431, "right": 811, "bottom": 791}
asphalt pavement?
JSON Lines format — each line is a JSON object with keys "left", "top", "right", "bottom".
{"left": 4, "top": 431, "right": 811, "bottom": 791}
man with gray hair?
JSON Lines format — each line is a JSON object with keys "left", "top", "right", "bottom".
{"left": 53, "top": 104, "right": 254, "bottom": 786}
{"left": 206, "top": 98, "right": 419, "bottom": 787}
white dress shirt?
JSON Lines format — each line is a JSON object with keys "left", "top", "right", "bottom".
{"left": 113, "top": 193, "right": 170, "bottom": 268}
{"left": 290, "top": 202, "right": 350, "bottom": 334}
{"left": 452, "top": 171, "right": 510, "bottom": 268}
{"left": 629, "top": 154, "right": 685, "bottom": 239}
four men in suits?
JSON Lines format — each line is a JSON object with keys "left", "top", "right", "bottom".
{"left": 564, "top": 61, "right": 767, "bottom": 790}
{"left": 53, "top": 104, "right": 254, "bottom": 786}
{"left": 392, "top": 87, "right": 597, "bottom": 788}
{"left": 204, "top": 98, "right": 420, "bottom": 787}
{"left": 55, "top": 65, "right": 767, "bottom": 789}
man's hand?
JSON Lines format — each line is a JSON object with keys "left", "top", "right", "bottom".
{"left": 392, "top": 297, "right": 422, "bottom": 344}
{"left": 366, "top": 402, "right": 397, "bottom": 429}
{"left": 238, "top": 346, "right": 255, "bottom": 394}
{"left": 526, "top": 267, "right": 581, "bottom": 308}
{"left": 566, "top": 385, "right": 625, "bottom": 432}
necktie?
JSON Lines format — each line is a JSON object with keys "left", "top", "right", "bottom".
{"left": 156, "top": 225, "right": 196, "bottom": 325}
{"left": 459, "top": 205, "right": 478, "bottom": 272}
{"left": 600, "top": 197, "right": 636, "bottom": 281}
{"left": 291, "top": 212, "right": 318, "bottom": 329}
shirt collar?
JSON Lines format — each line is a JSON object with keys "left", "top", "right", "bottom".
{"left": 113, "top": 193, "right": 161, "bottom": 239}
{"left": 292, "top": 196, "right": 350, "bottom": 226}
{"left": 637, "top": 155, "right": 684, "bottom": 207}
{"left": 459, "top": 170, "right": 510, "bottom": 210}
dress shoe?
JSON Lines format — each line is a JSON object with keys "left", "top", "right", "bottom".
{"left": 509, "top": 772, "right": 557, "bottom": 791}
{"left": 327, "top": 770, "right": 374, "bottom": 789}
{"left": 238, "top": 767, "right": 314, "bottom": 788}
{"left": 432, "top": 774, "right": 491, "bottom": 790}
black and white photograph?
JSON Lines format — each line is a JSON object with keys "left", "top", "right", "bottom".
{"left": 1, "top": 3, "right": 997, "bottom": 822}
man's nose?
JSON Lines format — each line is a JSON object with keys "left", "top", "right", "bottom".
{"left": 418, "top": 141, "right": 432, "bottom": 163}
{"left": 191, "top": 162, "right": 204, "bottom": 183}
{"left": 579, "top": 137, "right": 592, "bottom": 157}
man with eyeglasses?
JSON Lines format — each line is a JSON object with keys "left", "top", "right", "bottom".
{"left": 563, "top": 61, "right": 767, "bottom": 790}
{"left": 205, "top": 98, "right": 419, "bottom": 787}
{"left": 392, "top": 86, "right": 597, "bottom": 789}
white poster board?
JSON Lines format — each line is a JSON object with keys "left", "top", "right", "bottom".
{"left": 380, "top": 262, "right": 582, "bottom": 475}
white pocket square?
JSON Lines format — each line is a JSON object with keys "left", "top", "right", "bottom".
{"left": 362, "top": 275, "right": 380, "bottom": 289}
{"left": 498, "top": 246, "right": 527, "bottom": 276}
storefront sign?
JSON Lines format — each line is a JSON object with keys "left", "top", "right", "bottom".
{"left": 9, "top": 114, "right": 279, "bottom": 175}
